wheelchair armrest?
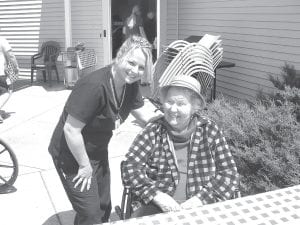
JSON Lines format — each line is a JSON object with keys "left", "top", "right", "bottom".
{"left": 115, "top": 186, "right": 132, "bottom": 220}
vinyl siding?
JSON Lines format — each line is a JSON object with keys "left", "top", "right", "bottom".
{"left": 175, "top": 0, "right": 300, "bottom": 100}
{"left": 166, "top": 0, "right": 178, "bottom": 43}
{"left": 71, "top": 0, "right": 103, "bottom": 68}
{"left": 0, "top": 0, "right": 65, "bottom": 79}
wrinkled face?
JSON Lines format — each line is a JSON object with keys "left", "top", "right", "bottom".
{"left": 163, "top": 87, "right": 194, "bottom": 131}
{"left": 117, "top": 48, "right": 146, "bottom": 84}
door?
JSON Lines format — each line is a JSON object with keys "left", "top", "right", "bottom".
{"left": 157, "top": 0, "right": 167, "bottom": 57}
{"left": 102, "top": 0, "right": 112, "bottom": 65}
{"left": 103, "top": 0, "right": 164, "bottom": 62}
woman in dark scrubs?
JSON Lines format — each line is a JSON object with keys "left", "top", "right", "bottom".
{"left": 48, "top": 35, "right": 160, "bottom": 225}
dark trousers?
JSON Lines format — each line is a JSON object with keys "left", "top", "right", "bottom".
{"left": 0, "top": 75, "right": 8, "bottom": 95}
{"left": 53, "top": 155, "right": 111, "bottom": 225}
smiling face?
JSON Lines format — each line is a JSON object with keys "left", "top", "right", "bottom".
{"left": 163, "top": 87, "right": 195, "bottom": 131}
{"left": 117, "top": 48, "right": 146, "bottom": 84}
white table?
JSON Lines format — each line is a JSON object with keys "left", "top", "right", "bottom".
{"left": 107, "top": 185, "right": 300, "bottom": 225}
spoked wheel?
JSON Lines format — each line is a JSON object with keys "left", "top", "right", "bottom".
{"left": 0, "top": 138, "right": 18, "bottom": 194}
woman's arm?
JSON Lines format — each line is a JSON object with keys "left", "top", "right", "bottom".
{"left": 64, "top": 114, "right": 92, "bottom": 192}
{"left": 122, "top": 125, "right": 159, "bottom": 204}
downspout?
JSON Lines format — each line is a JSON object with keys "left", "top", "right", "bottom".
{"left": 177, "top": 0, "right": 179, "bottom": 39}
{"left": 64, "top": 0, "right": 72, "bottom": 50}
{"left": 64, "top": 0, "right": 72, "bottom": 82}
{"left": 157, "top": 0, "right": 161, "bottom": 57}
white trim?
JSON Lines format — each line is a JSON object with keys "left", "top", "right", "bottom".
{"left": 158, "top": 0, "right": 167, "bottom": 56}
{"left": 102, "top": 0, "right": 112, "bottom": 65}
{"left": 177, "top": 0, "right": 179, "bottom": 39}
{"left": 64, "top": 0, "right": 72, "bottom": 49}
{"left": 157, "top": 0, "right": 161, "bottom": 56}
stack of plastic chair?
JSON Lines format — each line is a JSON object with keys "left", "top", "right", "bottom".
{"left": 151, "top": 34, "right": 223, "bottom": 101}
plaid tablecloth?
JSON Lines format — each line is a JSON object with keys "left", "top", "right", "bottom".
{"left": 107, "top": 185, "right": 300, "bottom": 225}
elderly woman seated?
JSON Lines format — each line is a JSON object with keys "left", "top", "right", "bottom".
{"left": 121, "top": 75, "right": 239, "bottom": 217}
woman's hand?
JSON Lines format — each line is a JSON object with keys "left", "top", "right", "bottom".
{"left": 64, "top": 115, "right": 92, "bottom": 192}
{"left": 73, "top": 163, "right": 93, "bottom": 192}
{"left": 153, "top": 191, "right": 181, "bottom": 212}
{"left": 180, "top": 196, "right": 203, "bottom": 209}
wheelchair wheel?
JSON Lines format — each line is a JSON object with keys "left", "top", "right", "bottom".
{"left": 0, "top": 138, "right": 18, "bottom": 188}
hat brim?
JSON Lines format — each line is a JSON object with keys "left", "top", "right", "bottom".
{"left": 160, "top": 84, "right": 206, "bottom": 108}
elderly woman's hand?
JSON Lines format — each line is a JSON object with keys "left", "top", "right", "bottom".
{"left": 180, "top": 196, "right": 203, "bottom": 209}
{"left": 153, "top": 191, "right": 181, "bottom": 212}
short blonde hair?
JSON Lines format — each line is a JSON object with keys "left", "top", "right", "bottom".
{"left": 114, "top": 36, "right": 153, "bottom": 81}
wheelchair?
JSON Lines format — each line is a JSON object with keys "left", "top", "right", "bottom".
{"left": 0, "top": 83, "right": 19, "bottom": 194}
{"left": 0, "top": 138, "right": 19, "bottom": 194}
{"left": 0, "top": 71, "right": 19, "bottom": 194}
{"left": 114, "top": 161, "right": 241, "bottom": 220}
{"left": 115, "top": 185, "right": 241, "bottom": 220}
{"left": 115, "top": 184, "right": 241, "bottom": 220}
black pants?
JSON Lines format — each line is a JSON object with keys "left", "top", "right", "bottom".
{"left": 0, "top": 75, "right": 8, "bottom": 95}
{"left": 53, "top": 153, "right": 111, "bottom": 225}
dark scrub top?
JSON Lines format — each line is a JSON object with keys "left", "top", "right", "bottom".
{"left": 48, "top": 65, "right": 144, "bottom": 162}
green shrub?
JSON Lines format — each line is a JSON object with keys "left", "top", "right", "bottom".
{"left": 269, "top": 63, "right": 300, "bottom": 90}
{"left": 204, "top": 94, "right": 300, "bottom": 196}
{"left": 264, "top": 63, "right": 300, "bottom": 121}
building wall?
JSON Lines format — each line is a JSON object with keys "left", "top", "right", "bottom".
{"left": 0, "top": 0, "right": 65, "bottom": 79}
{"left": 0, "top": 0, "right": 104, "bottom": 81}
{"left": 166, "top": 0, "right": 178, "bottom": 44}
{"left": 175, "top": 0, "right": 300, "bottom": 100}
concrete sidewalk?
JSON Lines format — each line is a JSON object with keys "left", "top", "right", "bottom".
{"left": 0, "top": 81, "right": 153, "bottom": 225}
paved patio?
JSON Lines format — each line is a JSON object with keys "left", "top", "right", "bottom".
{"left": 0, "top": 80, "right": 154, "bottom": 225}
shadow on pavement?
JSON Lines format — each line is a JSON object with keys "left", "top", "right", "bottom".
{"left": 13, "top": 79, "right": 68, "bottom": 93}
{"left": 12, "top": 79, "right": 31, "bottom": 92}
{"left": 42, "top": 210, "right": 122, "bottom": 224}
{"left": 42, "top": 210, "right": 75, "bottom": 225}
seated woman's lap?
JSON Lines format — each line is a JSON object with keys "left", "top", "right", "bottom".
{"left": 131, "top": 201, "right": 163, "bottom": 218}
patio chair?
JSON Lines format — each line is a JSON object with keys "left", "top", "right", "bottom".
{"left": 31, "top": 41, "right": 60, "bottom": 85}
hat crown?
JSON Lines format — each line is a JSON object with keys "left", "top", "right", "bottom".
{"left": 168, "top": 75, "right": 201, "bottom": 95}
{"left": 160, "top": 75, "right": 206, "bottom": 107}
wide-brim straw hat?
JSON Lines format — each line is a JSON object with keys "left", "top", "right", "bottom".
{"left": 160, "top": 75, "right": 206, "bottom": 107}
